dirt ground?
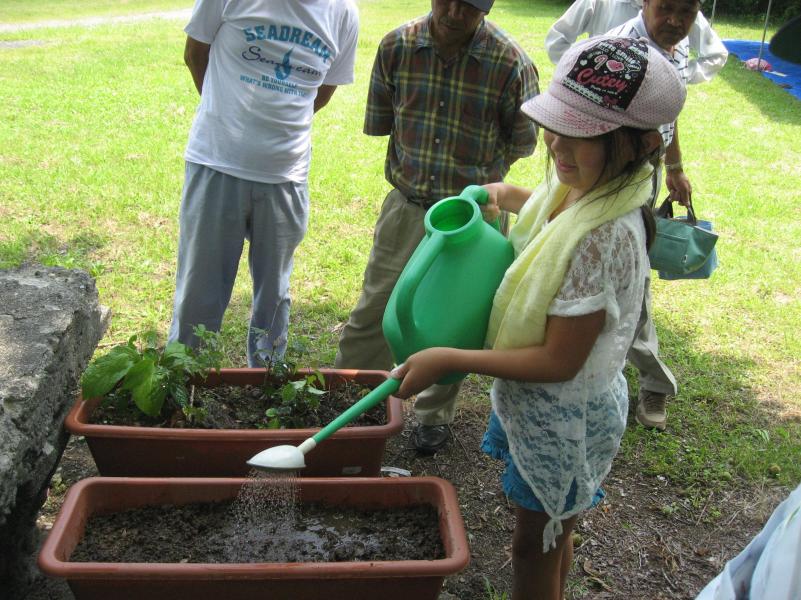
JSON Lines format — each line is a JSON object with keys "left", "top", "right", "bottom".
{"left": 28, "top": 380, "right": 787, "bottom": 600}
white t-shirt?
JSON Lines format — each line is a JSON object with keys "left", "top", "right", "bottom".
{"left": 184, "top": 0, "right": 359, "bottom": 183}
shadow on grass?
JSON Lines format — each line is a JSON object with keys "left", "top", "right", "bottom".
{"left": 717, "top": 57, "right": 801, "bottom": 124}
{"left": 623, "top": 311, "right": 801, "bottom": 495}
{"left": 0, "top": 230, "right": 105, "bottom": 274}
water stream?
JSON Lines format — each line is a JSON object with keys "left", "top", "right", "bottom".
{"left": 225, "top": 469, "right": 300, "bottom": 561}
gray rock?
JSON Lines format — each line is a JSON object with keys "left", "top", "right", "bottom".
{"left": 0, "top": 265, "right": 106, "bottom": 598}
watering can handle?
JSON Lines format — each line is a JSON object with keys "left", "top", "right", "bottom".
{"left": 461, "top": 184, "right": 501, "bottom": 231}
{"left": 311, "top": 377, "right": 401, "bottom": 444}
{"left": 394, "top": 231, "right": 446, "bottom": 343}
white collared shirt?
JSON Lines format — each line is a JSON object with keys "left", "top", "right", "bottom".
{"left": 607, "top": 12, "right": 688, "bottom": 147}
{"left": 545, "top": 0, "right": 727, "bottom": 84}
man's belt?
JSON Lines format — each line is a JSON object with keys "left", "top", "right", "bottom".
{"left": 405, "top": 196, "right": 438, "bottom": 210}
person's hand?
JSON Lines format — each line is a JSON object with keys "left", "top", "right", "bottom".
{"left": 480, "top": 183, "right": 503, "bottom": 224}
{"left": 390, "top": 348, "right": 453, "bottom": 399}
{"left": 666, "top": 169, "right": 692, "bottom": 207}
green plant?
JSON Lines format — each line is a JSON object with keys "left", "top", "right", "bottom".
{"left": 80, "top": 325, "right": 223, "bottom": 420}
{"left": 484, "top": 576, "right": 509, "bottom": 600}
{"left": 256, "top": 336, "right": 328, "bottom": 429}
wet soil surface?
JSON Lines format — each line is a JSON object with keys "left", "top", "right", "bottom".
{"left": 72, "top": 495, "right": 443, "bottom": 563}
{"left": 29, "top": 378, "right": 788, "bottom": 599}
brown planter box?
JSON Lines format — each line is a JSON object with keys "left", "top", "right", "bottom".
{"left": 65, "top": 368, "right": 403, "bottom": 477}
{"left": 38, "top": 476, "right": 470, "bottom": 600}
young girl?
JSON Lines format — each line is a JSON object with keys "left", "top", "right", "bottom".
{"left": 391, "top": 36, "right": 686, "bottom": 599}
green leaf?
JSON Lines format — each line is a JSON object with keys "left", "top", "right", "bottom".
{"left": 121, "top": 359, "right": 161, "bottom": 417}
{"left": 170, "top": 381, "right": 190, "bottom": 408}
{"left": 161, "top": 341, "right": 191, "bottom": 364}
{"left": 281, "top": 384, "right": 297, "bottom": 403}
{"left": 80, "top": 345, "right": 139, "bottom": 398}
{"left": 138, "top": 385, "right": 168, "bottom": 418}
{"left": 142, "top": 347, "right": 160, "bottom": 363}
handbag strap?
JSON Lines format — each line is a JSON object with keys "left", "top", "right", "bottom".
{"left": 655, "top": 195, "right": 698, "bottom": 225}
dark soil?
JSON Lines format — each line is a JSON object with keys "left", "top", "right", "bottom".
{"left": 28, "top": 376, "right": 789, "bottom": 600}
{"left": 72, "top": 497, "right": 443, "bottom": 563}
{"left": 91, "top": 379, "right": 384, "bottom": 429}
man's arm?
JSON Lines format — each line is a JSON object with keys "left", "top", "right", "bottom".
{"left": 314, "top": 84, "right": 337, "bottom": 113}
{"left": 664, "top": 122, "right": 692, "bottom": 206}
{"left": 545, "top": 0, "right": 596, "bottom": 64}
{"left": 686, "top": 12, "right": 728, "bottom": 84}
{"left": 184, "top": 36, "right": 211, "bottom": 95}
{"left": 363, "top": 45, "right": 395, "bottom": 136}
{"left": 498, "top": 59, "right": 539, "bottom": 169}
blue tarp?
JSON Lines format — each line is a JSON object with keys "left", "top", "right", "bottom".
{"left": 723, "top": 39, "right": 801, "bottom": 102}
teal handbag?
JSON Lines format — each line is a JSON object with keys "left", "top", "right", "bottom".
{"left": 648, "top": 198, "right": 718, "bottom": 278}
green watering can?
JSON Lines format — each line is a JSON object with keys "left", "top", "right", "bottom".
{"left": 383, "top": 185, "right": 515, "bottom": 383}
{"left": 247, "top": 185, "right": 514, "bottom": 472}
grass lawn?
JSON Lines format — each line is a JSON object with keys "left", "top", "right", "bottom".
{"left": 2, "top": 0, "right": 800, "bottom": 515}
{"left": 0, "top": 0, "right": 191, "bottom": 24}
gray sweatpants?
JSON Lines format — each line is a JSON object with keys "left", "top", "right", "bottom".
{"left": 168, "top": 162, "right": 308, "bottom": 366}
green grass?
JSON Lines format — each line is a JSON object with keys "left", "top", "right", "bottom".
{"left": 0, "top": 0, "right": 192, "bottom": 24}
{"left": 2, "top": 0, "right": 800, "bottom": 507}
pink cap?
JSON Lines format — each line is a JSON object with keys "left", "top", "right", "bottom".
{"left": 522, "top": 37, "right": 686, "bottom": 137}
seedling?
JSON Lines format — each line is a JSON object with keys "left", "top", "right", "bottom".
{"left": 80, "top": 325, "right": 223, "bottom": 422}
{"left": 254, "top": 333, "right": 328, "bottom": 430}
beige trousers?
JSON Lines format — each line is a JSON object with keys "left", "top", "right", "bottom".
{"left": 334, "top": 188, "right": 461, "bottom": 425}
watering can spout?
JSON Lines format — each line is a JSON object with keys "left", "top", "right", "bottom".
{"left": 246, "top": 378, "right": 401, "bottom": 472}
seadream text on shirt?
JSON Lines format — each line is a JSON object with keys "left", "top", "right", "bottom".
{"left": 241, "top": 24, "right": 332, "bottom": 63}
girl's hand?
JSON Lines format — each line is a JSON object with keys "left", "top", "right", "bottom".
{"left": 390, "top": 348, "right": 454, "bottom": 399}
{"left": 482, "top": 182, "right": 533, "bottom": 216}
{"left": 480, "top": 183, "right": 504, "bottom": 223}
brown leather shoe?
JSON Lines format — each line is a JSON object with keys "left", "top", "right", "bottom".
{"left": 636, "top": 390, "right": 667, "bottom": 431}
{"left": 412, "top": 424, "right": 450, "bottom": 454}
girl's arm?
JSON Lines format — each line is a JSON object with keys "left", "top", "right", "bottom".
{"left": 480, "top": 183, "right": 534, "bottom": 222}
{"left": 392, "top": 309, "right": 606, "bottom": 398}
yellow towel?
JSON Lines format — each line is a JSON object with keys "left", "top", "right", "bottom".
{"left": 486, "top": 164, "right": 653, "bottom": 350}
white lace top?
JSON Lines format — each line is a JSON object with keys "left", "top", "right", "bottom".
{"left": 491, "top": 208, "right": 648, "bottom": 551}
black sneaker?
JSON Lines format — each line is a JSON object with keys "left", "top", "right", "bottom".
{"left": 412, "top": 424, "right": 450, "bottom": 455}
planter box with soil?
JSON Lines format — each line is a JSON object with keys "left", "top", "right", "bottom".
{"left": 38, "top": 476, "right": 470, "bottom": 600}
{"left": 66, "top": 368, "right": 403, "bottom": 477}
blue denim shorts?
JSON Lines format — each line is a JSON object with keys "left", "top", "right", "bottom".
{"left": 481, "top": 411, "right": 605, "bottom": 513}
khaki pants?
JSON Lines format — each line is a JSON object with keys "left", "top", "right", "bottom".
{"left": 626, "top": 165, "right": 677, "bottom": 396}
{"left": 335, "top": 188, "right": 461, "bottom": 426}
{"left": 627, "top": 273, "right": 677, "bottom": 395}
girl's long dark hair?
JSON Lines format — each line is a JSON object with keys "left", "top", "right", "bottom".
{"left": 545, "top": 126, "right": 660, "bottom": 249}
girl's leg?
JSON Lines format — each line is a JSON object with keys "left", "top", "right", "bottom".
{"left": 512, "top": 507, "right": 579, "bottom": 600}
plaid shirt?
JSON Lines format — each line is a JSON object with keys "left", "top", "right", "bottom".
{"left": 364, "top": 15, "right": 539, "bottom": 206}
